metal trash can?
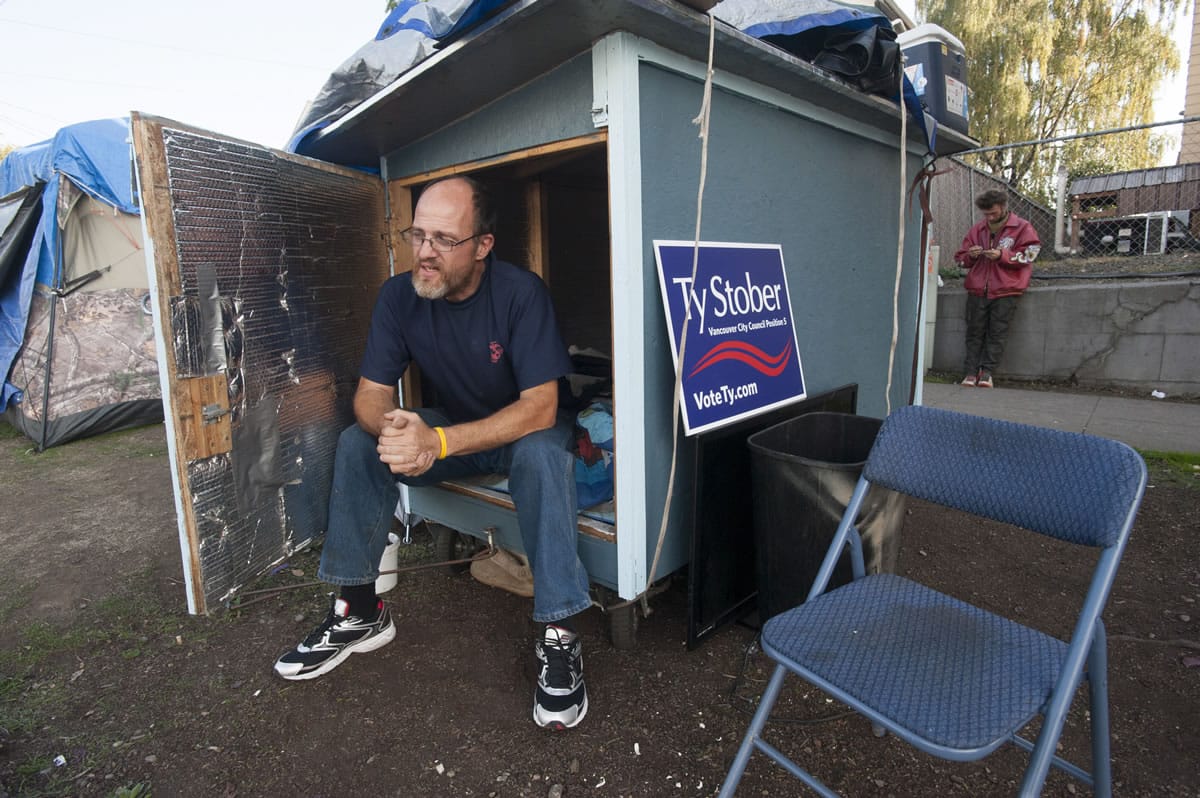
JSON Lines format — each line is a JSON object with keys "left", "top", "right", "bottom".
{"left": 747, "top": 411, "right": 905, "bottom": 620}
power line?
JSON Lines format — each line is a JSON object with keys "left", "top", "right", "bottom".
{"left": 0, "top": 112, "right": 52, "bottom": 142}
{"left": 0, "top": 71, "right": 169, "bottom": 93}
{"left": 0, "top": 98, "right": 72, "bottom": 124}
{"left": 959, "top": 116, "right": 1200, "bottom": 155}
{"left": 0, "top": 16, "right": 335, "bottom": 72}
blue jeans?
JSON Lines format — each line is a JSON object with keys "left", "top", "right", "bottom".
{"left": 317, "top": 409, "right": 592, "bottom": 623}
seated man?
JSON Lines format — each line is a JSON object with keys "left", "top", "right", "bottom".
{"left": 274, "top": 175, "right": 592, "bottom": 730}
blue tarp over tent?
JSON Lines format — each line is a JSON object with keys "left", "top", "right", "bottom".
{"left": 0, "top": 117, "right": 137, "bottom": 412}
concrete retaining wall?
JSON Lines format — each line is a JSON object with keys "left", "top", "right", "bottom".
{"left": 932, "top": 279, "right": 1200, "bottom": 395}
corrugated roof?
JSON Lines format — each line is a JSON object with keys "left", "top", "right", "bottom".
{"left": 1071, "top": 163, "right": 1200, "bottom": 195}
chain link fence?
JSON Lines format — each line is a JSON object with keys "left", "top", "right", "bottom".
{"left": 928, "top": 119, "right": 1200, "bottom": 273}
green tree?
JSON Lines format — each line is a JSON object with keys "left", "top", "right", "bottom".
{"left": 918, "top": 0, "right": 1186, "bottom": 202}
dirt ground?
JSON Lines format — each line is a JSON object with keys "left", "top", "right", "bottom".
{"left": 1, "top": 419, "right": 1198, "bottom": 798}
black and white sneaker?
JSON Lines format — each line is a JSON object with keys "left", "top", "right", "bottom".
{"left": 274, "top": 595, "right": 395, "bottom": 681}
{"left": 533, "top": 625, "right": 588, "bottom": 730}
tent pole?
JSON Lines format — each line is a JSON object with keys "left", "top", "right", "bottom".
{"left": 37, "top": 174, "right": 67, "bottom": 452}
{"left": 38, "top": 297, "right": 56, "bottom": 452}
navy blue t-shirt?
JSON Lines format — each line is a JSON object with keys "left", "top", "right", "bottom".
{"left": 359, "top": 256, "right": 572, "bottom": 424}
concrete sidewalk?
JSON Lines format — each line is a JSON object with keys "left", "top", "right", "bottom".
{"left": 920, "top": 381, "right": 1200, "bottom": 454}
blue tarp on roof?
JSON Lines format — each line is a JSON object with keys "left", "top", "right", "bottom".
{"left": 0, "top": 117, "right": 137, "bottom": 411}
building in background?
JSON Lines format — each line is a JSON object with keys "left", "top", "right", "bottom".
{"left": 1179, "top": 6, "right": 1200, "bottom": 162}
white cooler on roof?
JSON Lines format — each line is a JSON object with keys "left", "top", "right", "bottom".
{"left": 899, "top": 23, "right": 969, "bottom": 136}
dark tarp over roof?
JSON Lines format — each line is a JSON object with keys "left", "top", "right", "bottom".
{"left": 289, "top": 0, "right": 951, "bottom": 166}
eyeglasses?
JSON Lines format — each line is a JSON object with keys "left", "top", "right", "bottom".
{"left": 399, "top": 227, "right": 482, "bottom": 252}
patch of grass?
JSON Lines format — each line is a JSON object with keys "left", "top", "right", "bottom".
{"left": 0, "top": 583, "right": 179, "bottom": 684}
{"left": 0, "top": 672, "right": 25, "bottom": 699}
{"left": 923, "top": 370, "right": 960, "bottom": 385}
{"left": 0, "top": 429, "right": 70, "bottom": 468}
{"left": 7, "top": 754, "right": 65, "bottom": 798}
{"left": 0, "top": 615, "right": 97, "bottom": 740}
{"left": 13, "top": 620, "right": 93, "bottom": 662}
{"left": 12, "top": 754, "right": 54, "bottom": 779}
{"left": 5, "top": 748, "right": 105, "bottom": 797}
{"left": 0, "top": 583, "right": 191, "bottom": 794}
{"left": 110, "top": 785, "right": 152, "bottom": 798}
{"left": 0, "top": 587, "right": 33, "bottom": 626}
{"left": 0, "top": 644, "right": 73, "bottom": 742}
{"left": 90, "top": 588, "right": 176, "bottom": 641}
{"left": 88, "top": 426, "right": 167, "bottom": 459}
{"left": 0, "top": 422, "right": 165, "bottom": 467}
{"left": 1141, "top": 450, "right": 1200, "bottom": 489}
{"left": 0, "top": 674, "right": 39, "bottom": 743}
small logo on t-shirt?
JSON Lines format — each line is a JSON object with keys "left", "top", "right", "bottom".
{"left": 489, "top": 341, "right": 504, "bottom": 363}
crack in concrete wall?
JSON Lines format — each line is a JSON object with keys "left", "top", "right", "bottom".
{"left": 1072, "top": 283, "right": 1193, "bottom": 380}
{"left": 932, "top": 279, "right": 1200, "bottom": 394}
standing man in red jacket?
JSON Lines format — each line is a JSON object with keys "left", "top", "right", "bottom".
{"left": 954, "top": 189, "right": 1041, "bottom": 387}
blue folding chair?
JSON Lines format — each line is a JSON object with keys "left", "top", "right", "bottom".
{"left": 719, "top": 405, "right": 1147, "bottom": 797}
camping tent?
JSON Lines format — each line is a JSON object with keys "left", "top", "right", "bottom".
{"left": 0, "top": 117, "right": 161, "bottom": 449}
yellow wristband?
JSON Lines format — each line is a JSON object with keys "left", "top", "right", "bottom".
{"left": 433, "top": 426, "right": 448, "bottom": 460}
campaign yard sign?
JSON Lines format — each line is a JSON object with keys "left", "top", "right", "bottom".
{"left": 654, "top": 241, "right": 806, "bottom": 435}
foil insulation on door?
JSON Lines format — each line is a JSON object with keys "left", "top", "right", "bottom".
{"left": 142, "top": 120, "right": 388, "bottom": 611}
